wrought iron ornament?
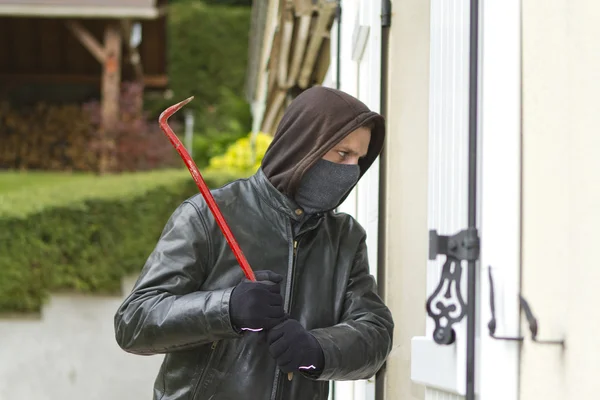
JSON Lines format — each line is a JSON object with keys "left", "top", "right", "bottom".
{"left": 426, "top": 229, "right": 480, "bottom": 345}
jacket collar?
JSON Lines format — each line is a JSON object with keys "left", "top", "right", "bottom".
{"left": 250, "top": 169, "right": 307, "bottom": 222}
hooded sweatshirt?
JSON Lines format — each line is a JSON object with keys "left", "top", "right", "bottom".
{"left": 261, "top": 86, "right": 386, "bottom": 204}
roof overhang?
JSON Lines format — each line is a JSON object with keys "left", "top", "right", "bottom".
{"left": 0, "top": 0, "right": 166, "bottom": 19}
{"left": 0, "top": 6, "right": 165, "bottom": 19}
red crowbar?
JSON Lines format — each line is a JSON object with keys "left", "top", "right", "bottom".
{"left": 158, "top": 96, "right": 256, "bottom": 282}
{"left": 159, "top": 97, "right": 294, "bottom": 382}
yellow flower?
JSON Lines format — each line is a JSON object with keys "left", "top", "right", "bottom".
{"left": 205, "top": 132, "right": 272, "bottom": 176}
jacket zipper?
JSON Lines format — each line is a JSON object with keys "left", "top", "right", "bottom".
{"left": 192, "top": 340, "right": 219, "bottom": 399}
{"left": 270, "top": 223, "right": 299, "bottom": 400}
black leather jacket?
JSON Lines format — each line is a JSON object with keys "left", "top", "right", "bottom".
{"left": 114, "top": 169, "right": 394, "bottom": 400}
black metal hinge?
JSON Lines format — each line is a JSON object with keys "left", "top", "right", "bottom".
{"left": 426, "top": 228, "right": 480, "bottom": 345}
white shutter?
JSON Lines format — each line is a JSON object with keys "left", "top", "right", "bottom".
{"left": 411, "top": 0, "right": 522, "bottom": 398}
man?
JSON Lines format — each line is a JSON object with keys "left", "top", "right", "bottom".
{"left": 114, "top": 86, "right": 394, "bottom": 400}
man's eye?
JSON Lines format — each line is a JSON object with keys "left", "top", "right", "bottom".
{"left": 338, "top": 151, "right": 348, "bottom": 158}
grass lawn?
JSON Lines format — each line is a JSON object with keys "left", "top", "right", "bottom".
{"left": 0, "top": 169, "right": 191, "bottom": 218}
{"left": 0, "top": 171, "right": 93, "bottom": 193}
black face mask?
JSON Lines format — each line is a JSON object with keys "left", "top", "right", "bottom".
{"left": 294, "top": 159, "right": 360, "bottom": 214}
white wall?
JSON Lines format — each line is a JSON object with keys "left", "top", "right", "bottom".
{"left": 380, "top": 0, "right": 430, "bottom": 399}
{"left": 520, "top": 0, "right": 600, "bottom": 399}
{"left": 0, "top": 277, "right": 163, "bottom": 400}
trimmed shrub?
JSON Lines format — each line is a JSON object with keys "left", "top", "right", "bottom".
{"left": 0, "top": 169, "right": 242, "bottom": 314}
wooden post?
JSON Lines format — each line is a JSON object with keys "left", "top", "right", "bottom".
{"left": 65, "top": 20, "right": 122, "bottom": 174}
{"left": 100, "top": 22, "right": 122, "bottom": 174}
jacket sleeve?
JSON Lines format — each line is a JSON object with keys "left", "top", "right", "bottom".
{"left": 308, "top": 237, "right": 394, "bottom": 381}
{"left": 114, "top": 200, "right": 241, "bottom": 355}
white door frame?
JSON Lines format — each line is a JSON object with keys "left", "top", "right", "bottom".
{"left": 331, "top": 1, "right": 382, "bottom": 400}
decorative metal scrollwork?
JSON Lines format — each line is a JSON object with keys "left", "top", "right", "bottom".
{"left": 426, "top": 255, "right": 466, "bottom": 345}
{"left": 426, "top": 229, "right": 479, "bottom": 345}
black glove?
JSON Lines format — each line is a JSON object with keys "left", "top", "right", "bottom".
{"left": 229, "top": 270, "right": 286, "bottom": 332}
{"left": 267, "top": 319, "right": 325, "bottom": 374}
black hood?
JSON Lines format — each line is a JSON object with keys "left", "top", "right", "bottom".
{"left": 261, "top": 86, "right": 386, "bottom": 199}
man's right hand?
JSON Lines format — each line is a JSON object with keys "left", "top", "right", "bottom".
{"left": 229, "top": 270, "right": 286, "bottom": 332}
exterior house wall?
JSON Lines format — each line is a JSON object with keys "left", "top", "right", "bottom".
{"left": 520, "top": 0, "right": 600, "bottom": 399}
{"left": 380, "top": 0, "right": 430, "bottom": 399}
{"left": 386, "top": 0, "right": 522, "bottom": 398}
{"left": 243, "top": 0, "right": 600, "bottom": 398}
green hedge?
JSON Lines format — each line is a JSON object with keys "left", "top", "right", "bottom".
{"left": 145, "top": 1, "right": 252, "bottom": 135}
{"left": 0, "top": 169, "right": 242, "bottom": 314}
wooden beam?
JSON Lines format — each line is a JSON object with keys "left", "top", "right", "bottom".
{"left": 277, "top": 7, "right": 294, "bottom": 89}
{"left": 0, "top": 73, "right": 168, "bottom": 88}
{"left": 284, "top": 14, "right": 311, "bottom": 89}
{"left": 262, "top": 90, "right": 287, "bottom": 133}
{"left": 312, "top": 38, "right": 331, "bottom": 86}
{"left": 292, "top": 0, "right": 315, "bottom": 16}
{"left": 65, "top": 20, "right": 106, "bottom": 64}
{"left": 100, "top": 21, "right": 122, "bottom": 174}
{"left": 298, "top": 1, "right": 337, "bottom": 88}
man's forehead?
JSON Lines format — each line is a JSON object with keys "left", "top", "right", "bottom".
{"left": 337, "top": 128, "right": 371, "bottom": 144}
{"left": 333, "top": 128, "right": 371, "bottom": 156}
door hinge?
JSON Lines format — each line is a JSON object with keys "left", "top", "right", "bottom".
{"left": 426, "top": 228, "right": 480, "bottom": 345}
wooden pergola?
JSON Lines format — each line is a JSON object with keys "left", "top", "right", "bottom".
{"left": 0, "top": 0, "right": 168, "bottom": 173}
{"left": 246, "top": 0, "right": 338, "bottom": 135}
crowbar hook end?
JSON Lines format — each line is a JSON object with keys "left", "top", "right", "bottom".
{"left": 158, "top": 96, "right": 195, "bottom": 124}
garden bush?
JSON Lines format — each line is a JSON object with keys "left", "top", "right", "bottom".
{"left": 205, "top": 132, "right": 272, "bottom": 177}
{"left": 0, "top": 83, "right": 178, "bottom": 173}
{"left": 84, "top": 82, "right": 180, "bottom": 172}
{"left": 0, "top": 169, "right": 242, "bottom": 314}
{"left": 0, "top": 100, "right": 97, "bottom": 171}
{"left": 144, "top": 1, "right": 252, "bottom": 140}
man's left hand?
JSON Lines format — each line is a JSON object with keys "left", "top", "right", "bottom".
{"left": 267, "top": 319, "right": 325, "bottom": 374}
